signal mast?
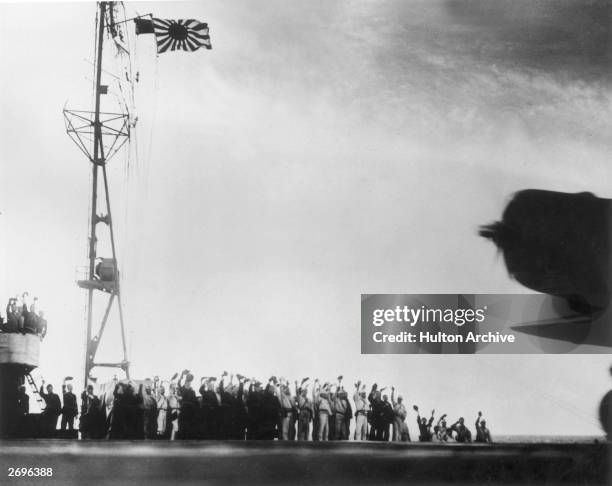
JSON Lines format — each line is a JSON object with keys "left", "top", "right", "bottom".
{"left": 63, "top": 1, "right": 131, "bottom": 385}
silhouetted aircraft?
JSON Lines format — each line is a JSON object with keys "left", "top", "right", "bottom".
{"left": 479, "top": 189, "right": 611, "bottom": 347}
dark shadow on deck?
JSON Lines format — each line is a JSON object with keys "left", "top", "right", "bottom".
{"left": 0, "top": 440, "right": 610, "bottom": 485}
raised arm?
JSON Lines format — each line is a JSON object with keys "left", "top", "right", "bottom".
{"left": 368, "top": 383, "right": 378, "bottom": 403}
{"left": 312, "top": 379, "right": 320, "bottom": 402}
{"left": 238, "top": 378, "right": 244, "bottom": 402}
{"left": 178, "top": 370, "right": 187, "bottom": 388}
{"left": 220, "top": 371, "right": 230, "bottom": 393}
{"left": 353, "top": 380, "right": 361, "bottom": 402}
{"left": 413, "top": 405, "right": 421, "bottom": 425}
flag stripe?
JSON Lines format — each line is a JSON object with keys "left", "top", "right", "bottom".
{"left": 157, "top": 36, "right": 173, "bottom": 53}
{"left": 186, "top": 38, "right": 198, "bottom": 51}
{"left": 153, "top": 19, "right": 171, "bottom": 28}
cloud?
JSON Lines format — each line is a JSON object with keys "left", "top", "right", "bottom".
{"left": 443, "top": 0, "right": 612, "bottom": 81}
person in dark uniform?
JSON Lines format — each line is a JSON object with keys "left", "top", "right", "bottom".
{"left": 218, "top": 373, "right": 234, "bottom": 440}
{"left": 221, "top": 372, "right": 247, "bottom": 440}
{"left": 228, "top": 376, "right": 248, "bottom": 440}
{"left": 198, "top": 377, "right": 219, "bottom": 440}
{"left": 39, "top": 381, "right": 61, "bottom": 437}
{"left": 177, "top": 370, "right": 198, "bottom": 439}
{"left": 5, "top": 298, "right": 21, "bottom": 333}
{"left": 80, "top": 384, "right": 101, "bottom": 439}
{"left": 219, "top": 374, "right": 248, "bottom": 440}
{"left": 199, "top": 377, "right": 219, "bottom": 439}
{"left": 109, "top": 382, "right": 129, "bottom": 439}
{"left": 125, "top": 382, "right": 144, "bottom": 439}
{"left": 414, "top": 405, "right": 434, "bottom": 442}
{"left": 474, "top": 412, "right": 492, "bottom": 443}
{"left": 17, "top": 385, "right": 29, "bottom": 415}
{"left": 449, "top": 417, "right": 472, "bottom": 443}
{"left": 21, "top": 297, "right": 40, "bottom": 335}
{"left": 61, "top": 379, "right": 78, "bottom": 431}
{"left": 368, "top": 383, "right": 385, "bottom": 441}
{"left": 260, "top": 379, "right": 282, "bottom": 439}
{"left": 381, "top": 394, "right": 394, "bottom": 441}
{"left": 246, "top": 380, "right": 265, "bottom": 439}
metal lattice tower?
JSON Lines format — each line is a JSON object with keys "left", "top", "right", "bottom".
{"left": 63, "top": 1, "right": 130, "bottom": 386}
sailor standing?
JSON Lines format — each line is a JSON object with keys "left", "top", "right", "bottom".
{"left": 353, "top": 381, "right": 368, "bottom": 441}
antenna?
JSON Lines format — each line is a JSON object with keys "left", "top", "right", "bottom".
{"left": 63, "top": 1, "right": 130, "bottom": 386}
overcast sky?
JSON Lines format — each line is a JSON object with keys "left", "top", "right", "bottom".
{"left": 1, "top": 0, "right": 611, "bottom": 435}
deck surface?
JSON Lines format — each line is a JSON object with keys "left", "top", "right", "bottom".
{"left": 0, "top": 439, "right": 609, "bottom": 485}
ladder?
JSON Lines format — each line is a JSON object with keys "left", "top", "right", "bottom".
{"left": 25, "top": 373, "right": 45, "bottom": 410}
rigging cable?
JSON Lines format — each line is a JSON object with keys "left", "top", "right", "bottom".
{"left": 121, "top": 2, "right": 138, "bottom": 358}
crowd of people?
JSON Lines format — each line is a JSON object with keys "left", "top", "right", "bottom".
{"left": 26, "top": 370, "right": 492, "bottom": 443}
{"left": 0, "top": 292, "right": 47, "bottom": 338}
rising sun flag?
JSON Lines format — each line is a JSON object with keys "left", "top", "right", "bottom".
{"left": 135, "top": 17, "right": 212, "bottom": 53}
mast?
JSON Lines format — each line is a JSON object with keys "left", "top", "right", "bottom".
{"left": 64, "top": 1, "right": 131, "bottom": 387}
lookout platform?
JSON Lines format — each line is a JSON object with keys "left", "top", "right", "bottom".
{"left": 0, "top": 333, "right": 40, "bottom": 370}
